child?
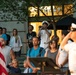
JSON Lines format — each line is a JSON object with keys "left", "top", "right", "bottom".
{"left": 23, "top": 60, "right": 30, "bottom": 73}
{"left": 7, "top": 59, "right": 21, "bottom": 73}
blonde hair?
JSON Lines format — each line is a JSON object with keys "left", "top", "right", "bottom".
{"left": 12, "top": 59, "right": 18, "bottom": 64}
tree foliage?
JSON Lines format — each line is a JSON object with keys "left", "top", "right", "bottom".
{"left": 0, "top": 0, "right": 74, "bottom": 22}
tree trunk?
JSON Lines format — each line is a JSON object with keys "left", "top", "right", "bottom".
{"left": 51, "top": 4, "right": 57, "bottom": 36}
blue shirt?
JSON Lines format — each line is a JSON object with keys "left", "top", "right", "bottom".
{"left": 1, "top": 34, "right": 8, "bottom": 40}
{"left": 27, "top": 46, "right": 45, "bottom": 57}
{"left": 27, "top": 46, "right": 45, "bottom": 73}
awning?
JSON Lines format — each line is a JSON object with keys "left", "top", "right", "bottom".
{"left": 48, "top": 16, "right": 76, "bottom": 30}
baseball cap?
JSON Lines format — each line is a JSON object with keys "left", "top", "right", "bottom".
{"left": 42, "top": 20, "right": 49, "bottom": 26}
{"left": 71, "top": 23, "right": 76, "bottom": 31}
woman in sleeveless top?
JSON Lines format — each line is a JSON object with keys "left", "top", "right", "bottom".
{"left": 44, "top": 39, "right": 58, "bottom": 63}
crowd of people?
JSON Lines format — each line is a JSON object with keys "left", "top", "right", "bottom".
{"left": 1, "top": 21, "right": 76, "bottom": 75}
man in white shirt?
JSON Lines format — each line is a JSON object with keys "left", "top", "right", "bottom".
{"left": 61, "top": 23, "right": 76, "bottom": 75}
{"left": 38, "top": 20, "right": 51, "bottom": 51}
{"left": 56, "top": 30, "right": 69, "bottom": 68}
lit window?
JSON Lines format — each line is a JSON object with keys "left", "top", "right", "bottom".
{"left": 28, "top": 7, "right": 38, "bottom": 17}
{"left": 39, "top": 6, "right": 52, "bottom": 16}
{"left": 64, "top": 4, "right": 73, "bottom": 14}
{"left": 53, "top": 5, "right": 62, "bottom": 16}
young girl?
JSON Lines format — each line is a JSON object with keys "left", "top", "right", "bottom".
{"left": 7, "top": 59, "right": 21, "bottom": 73}
{"left": 23, "top": 60, "right": 30, "bottom": 73}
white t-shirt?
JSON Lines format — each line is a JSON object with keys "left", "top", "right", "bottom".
{"left": 40, "top": 30, "right": 51, "bottom": 50}
{"left": 9, "top": 35, "right": 22, "bottom": 52}
{"left": 1, "top": 46, "right": 11, "bottom": 65}
{"left": 23, "top": 68, "right": 29, "bottom": 73}
{"left": 64, "top": 42, "right": 76, "bottom": 72}
{"left": 58, "top": 47, "right": 68, "bottom": 67}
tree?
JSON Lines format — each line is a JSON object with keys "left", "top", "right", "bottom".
{"left": 0, "top": 0, "right": 74, "bottom": 36}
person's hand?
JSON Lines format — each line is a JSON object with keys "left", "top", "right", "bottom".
{"left": 32, "top": 68, "right": 38, "bottom": 73}
{"left": 70, "top": 70, "right": 74, "bottom": 73}
{"left": 9, "top": 63, "right": 13, "bottom": 66}
{"left": 40, "top": 26, "right": 44, "bottom": 30}
{"left": 59, "top": 64, "right": 63, "bottom": 68}
{"left": 56, "top": 62, "right": 60, "bottom": 67}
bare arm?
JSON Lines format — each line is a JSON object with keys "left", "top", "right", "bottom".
{"left": 27, "top": 57, "right": 38, "bottom": 73}
{"left": 56, "top": 50, "right": 60, "bottom": 66}
{"left": 44, "top": 50, "right": 48, "bottom": 57}
{"left": 27, "top": 57, "right": 34, "bottom": 69}
{"left": 38, "top": 29, "right": 41, "bottom": 37}
{"left": 10, "top": 50, "right": 16, "bottom": 60}
{"left": 45, "top": 29, "right": 51, "bottom": 37}
{"left": 60, "top": 32, "right": 72, "bottom": 50}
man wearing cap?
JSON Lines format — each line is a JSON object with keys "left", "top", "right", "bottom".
{"left": 60, "top": 23, "right": 76, "bottom": 75}
{"left": 38, "top": 21, "right": 52, "bottom": 51}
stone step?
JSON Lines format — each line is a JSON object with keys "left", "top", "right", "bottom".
{"left": 17, "top": 56, "right": 26, "bottom": 60}
{"left": 16, "top": 54, "right": 27, "bottom": 72}
{"left": 20, "top": 67, "right": 25, "bottom": 72}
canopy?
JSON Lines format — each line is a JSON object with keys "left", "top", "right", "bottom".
{"left": 48, "top": 16, "right": 76, "bottom": 30}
